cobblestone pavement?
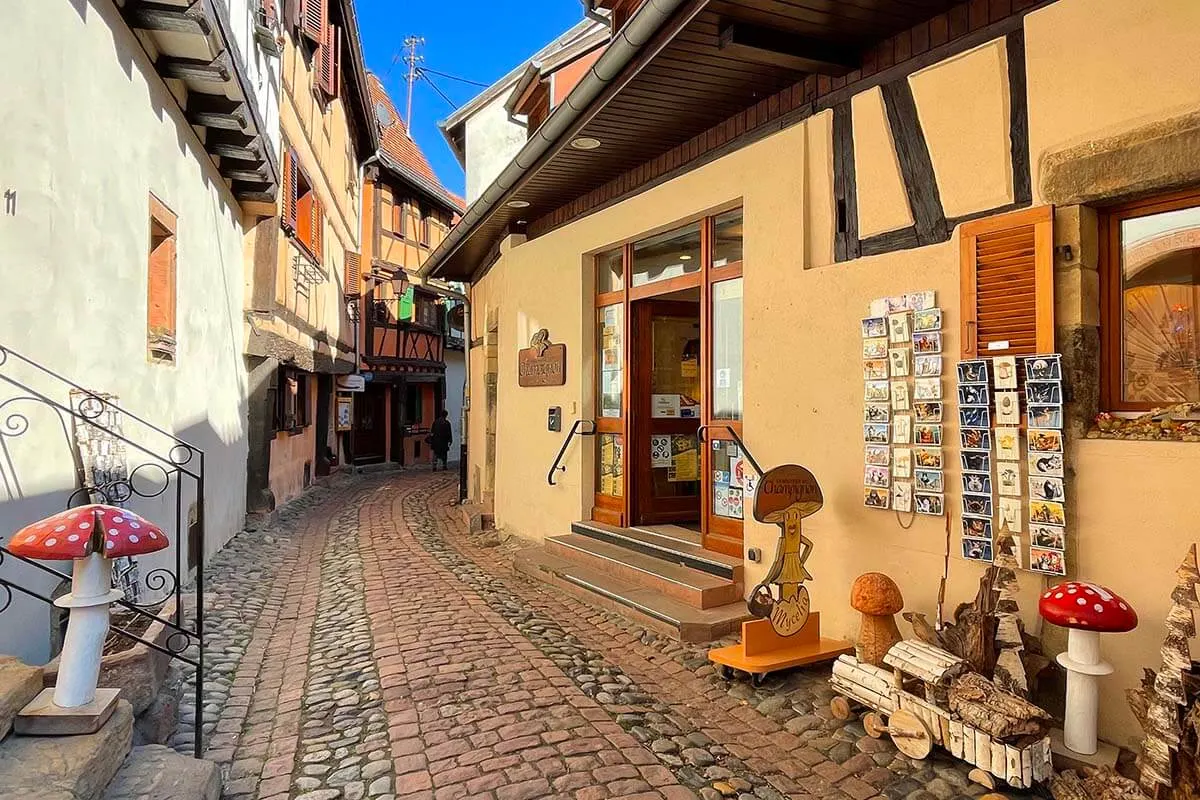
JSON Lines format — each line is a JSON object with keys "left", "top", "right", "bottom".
{"left": 179, "top": 472, "right": 1000, "bottom": 800}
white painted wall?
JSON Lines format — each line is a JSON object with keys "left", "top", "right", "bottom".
{"left": 444, "top": 350, "right": 466, "bottom": 461}
{"left": 0, "top": 0, "right": 250, "bottom": 665}
{"left": 223, "top": 0, "right": 283, "bottom": 160}
{"left": 463, "top": 89, "right": 528, "bottom": 204}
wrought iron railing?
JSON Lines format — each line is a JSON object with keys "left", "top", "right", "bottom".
{"left": 0, "top": 344, "right": 205, "bottom": 757}
{"left": 548, "top": 419, "right": 597, "bottom": 486}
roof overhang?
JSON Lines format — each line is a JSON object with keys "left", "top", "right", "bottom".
{"left": 337, "top": 0, "right": 382, "bottom": 157}
{"left": 376, "top": 151, "right": 462, "bottom": 216}
{"left": 422, "top": 0, "right": 985, "bottom": 282}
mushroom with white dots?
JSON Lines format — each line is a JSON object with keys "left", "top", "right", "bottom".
{"left": 1038, "top": 581, "right": 1138, "bottom": 756}
{"left": 6, "top": 504, "right": 167, "bottom": 714}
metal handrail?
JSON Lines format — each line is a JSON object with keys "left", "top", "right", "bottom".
{"left": 696, "top": 424, "right": 764, "bottom": 478}
{"left": 547, "top": 419, "right": 597, "bottom": 485}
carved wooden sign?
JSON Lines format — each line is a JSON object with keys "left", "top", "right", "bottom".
{"left": 750, "top": 465, "right": 824, "bottom": 637}
{"left": 518, "top": 329, "right": 566, "bottom": 387}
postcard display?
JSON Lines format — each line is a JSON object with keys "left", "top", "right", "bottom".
{"left": 861, "top": 291, "right": 945, "bottom": 517}
{"left": 955, "top": 354, "right": 1067, "bottom": 576}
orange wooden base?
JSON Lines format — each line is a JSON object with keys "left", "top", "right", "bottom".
{"left": 708, "top": 613, "right": 853, "bottom": 678}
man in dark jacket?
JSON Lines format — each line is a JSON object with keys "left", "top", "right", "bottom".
{"left": 429, "top": 410, "right": 453, "bottom": 471}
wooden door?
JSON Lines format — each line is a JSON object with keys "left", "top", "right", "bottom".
{"left": 632, "top": 300, "right": 702, "bottom": 525}
{"left": 352, "top": 385, "right": 387, "bottom": 463}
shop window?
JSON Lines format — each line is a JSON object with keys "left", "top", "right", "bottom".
{"left": 276, "top": 369, "right": 310, "bottom": 432}
{"left": 598, "top": 304, "right": 623, "bottom": 417}
{"left": 596, "top": 246, "right": 624, "bottom": 294}
{"left": 147, "top": 194, "right": 177, "bottom": 364}
{"left": 711, "top": 278, "right": 743, "bottom": 420}
{"left": 712, "top": 209, "right": 743, "bottom": 268}
{"left": 596, "top": 433, "right": 623, "bottom": 497}
{"left": 282, "top": 148, "right": 324, "bottom": 263}
{"left": 1101, "top": 189, "right": 1200, "bottom": 411}
{"left": 631, "top": 222, "right": 701, "bottom": 288}
{"left": 959, "top": 205, "right": 1055, "bottom": 359}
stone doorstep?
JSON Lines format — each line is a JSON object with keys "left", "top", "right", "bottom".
{"left": 103, "top": 745, "right": 220, "bottom": 800}
{"left": 0, "top": 656, "right": 43, "bottom": 740}
{"left": 0, "top": 700, "right": 133, "bottom": 800}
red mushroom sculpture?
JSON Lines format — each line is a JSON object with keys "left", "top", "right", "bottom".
{"left": 8, "top": 505, "right": 167, "bottom": 711}
{"left": 1039, "top": 581, "right": 1137, "bottom": 755}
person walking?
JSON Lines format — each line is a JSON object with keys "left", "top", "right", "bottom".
{"left": 430, "top": 409, "right": 452, "bottom": 472}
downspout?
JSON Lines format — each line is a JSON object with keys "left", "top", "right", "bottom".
{"left": 346, "top": 152, "right": 384, "bottom": 470}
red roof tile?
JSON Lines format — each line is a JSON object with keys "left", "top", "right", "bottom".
{"left": 367, "top": 73, "right": 460, "bottom": 210}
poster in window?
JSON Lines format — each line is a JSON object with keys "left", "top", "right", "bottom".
{"left": 668, "top": 434, "right": 699, "bottom": 482}
{"left": 336, "top": 396, "right": 353, "bottom": 431}
{"left": 650, "top": 435, "right": 671, "bottom": 467}
{"left": 652, "top": 394, "right": 681, "bottom": 418}
{"left": 714, "top": 486, "right": 744, "bottom": 519}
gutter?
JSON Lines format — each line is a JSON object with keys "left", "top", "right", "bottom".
{"left": 418, "top": 0, "right": 693, "bottom": 281}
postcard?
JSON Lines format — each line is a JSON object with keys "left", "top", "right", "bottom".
{"left": 960, "top": 428, "right": 991, "bottom": 451}
{"left": 995, "top": 427, "right": 1021, "bottom": 461}
{"left": 992, "top": 356, "right": 1017, "bottom": 390}
{"left": 913, "top": 308, "right": 942, "bottom": 332}
{"left": 958, "top": 384, "right": 990, "bottom": 407}
{"left": 961, "top": 452, "right": 990, "bottom": 473}
{"left": 962, "top": 537, "right": 994, "bottom": 562}
{"left": 1029, "top": 428, "right": 1064, "bottom": 453}
{"left": 1025, "top": 354, "right": 1062, "bottom": 382}
{"left": 1030, "top": 500, "right": 1066, "bottom": 526}
{"left": 888, "top": 312, "right": 911, "bottom": 344}
{"left": 1030, "top": 476, "right": 1065, "bottom": 502}
{"left": 1029, "top": 405, "right": 1064, "bottom": 429}
{"left": 1029, "top": 451, "right": 1065, "bottom": 477}
{"left": 963, "top": 494, "right": 993, "bottom": 519}
{"left": 865, "top": 465, "right": 891, "bottom": 489}
{"left": 893, "top": 448, "right": 912, "bottom": 478}
{"left": 865, "top": 381, "right": 890, "bottom": 402}
{"left": 995, "top": 391, "right": 1021, "bottom": 426}
{"left": 963, "top": 517, "right": 992, "bottom": 540}
{"left": 1030, "top": 547, "right": 1066, "bottom": 576}
{"left": 914, "top": 468, "right": 944, "bottom": 492}
{"left": 914, "top": 355, "right": 942, "bottom": 378}
{"left": 889, "top": 348, "right": 910, "bottom": 378}
{"left": 865, "top": 444, "right": 891, "bottom": 466}
{"left": 892, "top": 481, "right": 913, "bottom": 513}
{"left": 914, "top": 447, "right": 943, "bottom": 470}
{"left": 861, "top": 316, "right": 887, "bottom": 338}
{"left": 892, "top": 414, "right": 912, "bottom": 444}
{"left": 997, "top": 463, "right": 1021, "bottom": 497}
{"left": 913, "top": 402, "right": 942, "bottom": 423}
{"left": 864, "top": 359, "right": 889, "bottom": 380}
{"left": 1031, "top": 524, "right": 1066, "bottom": 550}
{"left": 915, "top": 493, "right": 945, "bottom": 516}
{"left": 864, "top": 486, "right": 890, "bottom": 509}
{"left": 865, "top": 404, "right": 891, "bottom": 423}
{"left": 887, "top": 296, "right": 908, "bottom": 313}
{"left": 905, "top": 291, "right": 936, "bottom": 311}
{"left": 891, "top": 380, "right": 911, "bottom": 411}
{"left": 999, "top": 497, "right": 1023, "bottom": 533}
{"left": 914, "top": 378, "right": 942, "bottom": 400}
{"left": 913, "top": 332, "right": 942, "bottom": 354}
{"left": 864, "top": 423, "right": 890, "bottom": 444}
{"left": 960, "top": 406, "right": 991, "bottom": 429}
{"left": 957, "top": 360, "right": 988, "bottom": 384}
{"left": 915, "top": 423, "right": 942, "bottom": 446}
{"left": 863, "top": 338, "right": 888, "bottom": 359}
{"left": 962, "top": 472, "right": 992, "bottom": 495}
{"left": 1026, "top": 381, "right": 1063, "bottom": 405}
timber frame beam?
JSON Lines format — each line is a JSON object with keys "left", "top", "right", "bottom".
{"left": 718, "top": 23, "right": 858, "bottom": 76}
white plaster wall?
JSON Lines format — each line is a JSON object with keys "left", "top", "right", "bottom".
{"left": 224, "top": 0, "right": 283, "bottom": 159}
{"left": 444, "top": 349, "right": 466, "bottom": 460}
{"left": 463, "top": 90, "right": 528, "bottom": 204}
{"left": 0, "top": 0, "right": 249, "bottom": 665}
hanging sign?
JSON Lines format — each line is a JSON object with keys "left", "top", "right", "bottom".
{"left": 337, "top": 374, "right": 366, "bottom": 392}
{"left": 518, "top": 328, "right": 566, "bottom": 387}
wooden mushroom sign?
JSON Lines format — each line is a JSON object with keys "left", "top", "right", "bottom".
{"left": 8, "top": 504, "right": 167, "bottom": 730}
{"left": 750, "top": 464, "right": 822, "bottom": 637}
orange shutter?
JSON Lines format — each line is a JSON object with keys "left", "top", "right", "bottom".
{"left": 281, "top": 149, "right": 298, "bottom": 232}
{"left": 299, "top": 0, "right": 324, "bottom": 44}
{"left": 344, "top": 250, "right": 360, "bottom": 295}
{"left": 959, "top": 205, "right": 1055, "bottom": 359}
{"left": 311, "top": 196, "right": 324, "bottom": 264}
{"left": 318, "top": 24, "right": 340, "bottom": 97}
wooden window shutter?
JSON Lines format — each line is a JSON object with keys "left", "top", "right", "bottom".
{"left": 959, "top": 205, "right": 1055, "bottom": 359}
{"left": 318, "top": 24, "right": 340, "bottom": 98}
{"left": 344, "top": 250, "right": 360, "bottom": 295}
{"left": 311, "top": 196, "right": 324, "bottom": 263}
{"left": 281, "top": 149, "right": 298, "bottom": 233}
{"left": 299, "top": 0, "right": 324, "bottom": 44}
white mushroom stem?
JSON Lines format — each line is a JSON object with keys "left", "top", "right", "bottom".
{"left": 53, "top": 552, "right": 120, "bottom": 708}
{"left": 1056, "top": 628, "right": 1113, "bottom": 755}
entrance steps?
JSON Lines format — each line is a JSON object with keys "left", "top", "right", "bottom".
{"left": 514, "top": 521, "right": 751, "bottom": 642}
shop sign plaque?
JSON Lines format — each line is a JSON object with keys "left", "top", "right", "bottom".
{"left": 518, "top": 328, "right": 566, "bottom": 387}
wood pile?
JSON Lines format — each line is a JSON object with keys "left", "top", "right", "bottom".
{"left": 1051, "top": 767, "right": 1151, "bottom": 800}
{"left": 949, "top": 672, "right": 1053, "bottom": 741}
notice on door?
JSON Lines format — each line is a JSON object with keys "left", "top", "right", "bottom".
{"left": 651, "top": 394, "right": 680, "bottom": 418}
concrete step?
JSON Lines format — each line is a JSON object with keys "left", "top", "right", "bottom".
{"left": 514, "top": 547, "right": 751, "bottom": 643}
{"left": 570, "top": 521, "right": 743, "bottom": 582}
{"left": 104, "top": 745, "right": 220, "bottom": 800}
{"left": 546, "top": 533, "right": 742, "bottom": 609}
{"left": 0, "top": 699, "right": 133, "bottom": 800}
{"left": 0, "top": 656, "right": 43, "bottom": 741}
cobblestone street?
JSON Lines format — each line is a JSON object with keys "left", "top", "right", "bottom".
{"left": 179, "top": 472, "right": 991, "bottom": 800}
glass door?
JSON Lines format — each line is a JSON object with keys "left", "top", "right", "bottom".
{"left": 593, "top": 247, "right": 627, "bottom": 526}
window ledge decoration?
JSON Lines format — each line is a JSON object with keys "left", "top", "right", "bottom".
{"left": 1089, "top": 405, "right": 1200, "bottom": 441}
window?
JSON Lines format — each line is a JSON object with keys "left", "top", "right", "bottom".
{"left": 403, "top": 383, "right": 422, "bottom": 425}
{"left": 276, "top": 368, "right": 310, "bottom": 431}
{"left": 420, "top": 206, "right": 431, "bottom": 246}
{"left": 712, "top": 209, "right": 744, "bottom": 267}
{"left": 711, "top": 278, "right": 743, "bottom": 420}
{"left": 282, "top": 148, "right": 323, "bottom": 262}
{"left": 631, "top": 222, "right": 701, "bottom": 288}
{"left": 1102, "top": 189, "right": 1200, "bottom": 410}
{"left": 414, "top": 292, "right": 438, "bottom": 329}
{"left": 598, "top": 304, "right": 623, "bottom": 418}
{"left": 596, "top": 246, "right": 624, "bottom": 294}
{"left": 147, "top": 194, "right": 177, "bottom": 364}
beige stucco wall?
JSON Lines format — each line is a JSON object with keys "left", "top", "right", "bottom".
{"left": 466, "top": 0, "right": 1200, "bottom": 747}
{"left": 852, "top": 87, "right": 914, "bottom": 238}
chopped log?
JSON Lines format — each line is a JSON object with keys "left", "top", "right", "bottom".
{"left": 949, "top": 673, "right": 1053, "bottom": 741}
{"left": 1053, "top": 767, "right": 1152, "bottom": 800}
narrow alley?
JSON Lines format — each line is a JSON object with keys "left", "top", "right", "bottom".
{"left": 179, "top": 472, "right": 982, "bottom": 800}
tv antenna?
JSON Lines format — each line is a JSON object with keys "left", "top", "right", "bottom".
{"left": 403, "top": 35, "right": 425, "bottom": 133}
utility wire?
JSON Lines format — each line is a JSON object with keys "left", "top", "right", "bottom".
{"left": 418, "top": 66, "right": 489, "bottom": 88}
{"left": 418, "top": 70, "right": 459, "bottom": 110}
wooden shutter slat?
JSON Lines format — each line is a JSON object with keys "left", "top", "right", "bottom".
{"left": 281, "top": 148, "right": 298, "bottom": 233}
{"left": 311, "top": 197, "right": 324, "bottom": 263}
{"left": 960, "top": 205, "right": 1055, "bottom": 359}
{"left": 344, "top": 250, "right": 360, "bottom": 294}
{"left": 300, "top": 0, "right": 324, "bottom": 43}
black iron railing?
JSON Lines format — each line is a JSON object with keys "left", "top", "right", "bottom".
{"left": 547, "top": 419, "right": 597, "bottom": 486}
{"left": 0, "top": 345, "right": 206, "bottom": 757}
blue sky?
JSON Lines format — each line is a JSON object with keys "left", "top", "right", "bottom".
{"left": 356, "top": 1, "right": 586, "bottom": 197}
